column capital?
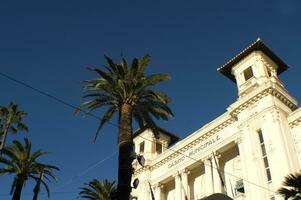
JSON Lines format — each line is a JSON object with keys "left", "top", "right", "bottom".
{"left": 179, "top": 168, "right": 190, "bottom": 175}
{"left": 235, "top": 136, "right": 243, "bottom": 144}
{"left": 172, "top": 172, "right": 180, "bottom": 178}
{"left": 202, "top": 155, "right": 212, "bottom": 162}
{"left": 213, "top": 151, "right": 221, "bottom": 159}
{"left": 154, "top": 182, "right": 163, "bottom": 189}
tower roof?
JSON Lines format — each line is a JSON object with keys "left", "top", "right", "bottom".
{"left": 217, "top": 38, "right": 288, "bottom": 82}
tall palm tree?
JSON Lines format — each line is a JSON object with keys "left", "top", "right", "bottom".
{"left": 278, "top": 173, "right": 301, "bottom": 200}
{"left": 0, "top": 102, "right": 28, "bottom": 153}
{"left": 79, "top": 179, "right": 117, "bottom": 200}
{"left": 77, "top": 54, "right": 173, "bottom": 199}
{"left": 0, "top": 138, "right": 59, "bottom": 200}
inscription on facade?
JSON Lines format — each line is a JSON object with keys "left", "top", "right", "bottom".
{"left": 167, "top": 135, "right": 220, "bottom": 168}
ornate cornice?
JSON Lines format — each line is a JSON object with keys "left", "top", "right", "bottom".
{"left": 230, "top": 87, "right": 298, "bottom": 117}
{"left": 289, "top": 116, "right": 301, "bottom": 128}
{"left": 133, "top": 165, "right": 152, "bottom": 176}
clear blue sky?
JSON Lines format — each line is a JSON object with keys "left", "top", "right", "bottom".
{"left": 0, "top": 0, "right": 301, "bottom": 199}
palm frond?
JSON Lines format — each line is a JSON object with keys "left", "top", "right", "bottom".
{"left": 278, "top": 173, "right": 301, "bottom": 199}
{"left": 93, "top": 107, "right": 117, "bottom": 143}
{"left": 78, "top": 179, "right": 116, "bottom": 200}
{"left": 1, "top": 138, "right": 59, "bottom": 199}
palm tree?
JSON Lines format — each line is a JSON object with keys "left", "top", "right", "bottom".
{"left": 278, "top": 173, "right": 301, "bottom": 200}
{"left": 79, "top": 179, "right": 117, "bottom": 200}
{"left": 77, "top": 54, "right": 173, "bottom": 199}
{"left": 0, "top": 102, "right": 28, "bottom": 153}
{"left": 0, "top": 138, "right": 59, "bottom": 200}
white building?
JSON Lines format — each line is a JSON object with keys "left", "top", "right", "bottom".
{"left": 131, "top": 39, "right": 301, "bottom": 200}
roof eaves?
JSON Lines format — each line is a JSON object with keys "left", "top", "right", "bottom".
{"left": 217, "top": 38, "right": 288, "bottom": 82}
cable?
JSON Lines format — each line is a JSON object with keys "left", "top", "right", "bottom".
{"left": 0, "top": 72, "right": 100, "bottom": 120}
{"left": 0, "top": 71, "right": 279, "bottom": 195}
{"left": 0, "top": 151, "right": 117, "bottom": 199}
{"left": 39, "top": 151, "right": 117, "bottom": 199}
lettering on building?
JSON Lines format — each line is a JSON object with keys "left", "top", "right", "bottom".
{"left": 167, "top": 135, "right": 220, "bottom": 168}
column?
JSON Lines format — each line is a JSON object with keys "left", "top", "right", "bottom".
{"left": 238, "top": 125, "right": 264, "bottom": 200}
{"left": 265, "top": 111, "right": 299, "bottom": 194}
{"left": 174, "top": 173, "right": 182, "bottom": 200}
{"left": 235, "top": 136, "right": 248, "bottom": 198}
{"left": 154, "top": 183, "right": 162, "bottom": 200}
{"left": 180, "top": 169, "right": 190, "bottom": 200}
{"left": 204, "top": 157, "right": 213, "bottom": 196}
{"left": 212, "top": 152, "right": 223, "bottom": 193}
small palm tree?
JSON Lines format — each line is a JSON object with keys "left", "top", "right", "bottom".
{"left": 0, "top": 138, "right": 59, "bottom": 200}
{"left": 0, "top": 102, "right": 28, "bottom": 152}
{"left": 278, "top": 173, "right": 301, "bottom": 200}
{"left": 77, "top": 55, "right": 173, "bottom": 199}
{"left": 79, "top": 179, "right": 116, "bottom": 200}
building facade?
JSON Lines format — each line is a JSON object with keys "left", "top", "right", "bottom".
{"left": 131, "top": 39, "right": 301, "bottom": 200}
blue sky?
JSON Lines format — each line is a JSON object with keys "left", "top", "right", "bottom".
{"left": 0, "top": 0, "right": 301, "bottom": 199}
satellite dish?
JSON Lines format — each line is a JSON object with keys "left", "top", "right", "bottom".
{"left": 137, "top": 155, "right": 145, "bottom": 167}
{"left": 132, "top": 178, "right": 139, "bottom": 189}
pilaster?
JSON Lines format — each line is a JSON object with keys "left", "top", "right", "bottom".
{"left": 238, "top": 124, "right": 266, "bottom": 200}
{"left": 235, "top": 135, "right": 248, "bottom": 199}
{"left": 212, "top": 152, "right": 223, "bottom": 193}
{"left": 154, "top": 183, "right": 163, "bottom": 200}
{"left": 180, "top": 169, "right": 190, "bottom": 200}
{"left": 173, "top": 173, "right": 182, "bottom": 200}
{"left": 203, "top": 156, "right": 214, "bottom": 196}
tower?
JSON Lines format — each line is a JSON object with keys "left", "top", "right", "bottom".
{"left": 218, "top": 38, "right": 300, "bottom": 199}
{"left": 218, "top": 38, "right": 288, "bottom": 98}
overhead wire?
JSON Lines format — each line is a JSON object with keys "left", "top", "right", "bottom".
{"left": 40, "top": 151, "right": 117, "bottom": 199}
{"left": 0, "top": 71, "right": 279, "bottom": 196}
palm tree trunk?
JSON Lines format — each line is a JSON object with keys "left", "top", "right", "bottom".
{"left": 12, "top": 179, "right": 24, "bottom": 200}
{"left": 117, "top": 103, "right": 134, "bottom": 200}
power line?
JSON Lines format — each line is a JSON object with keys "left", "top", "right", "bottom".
{"left": 0, "top": 71, "right": 279, "bottom": 195}
{"left": 0, "top": 152, "right": 117, "bottom": 199}
{"left": 50, "top": 152, "right": 117, "bottom": 192}
{"left": 40, "top": 151, "right": 117, "bottom": 199}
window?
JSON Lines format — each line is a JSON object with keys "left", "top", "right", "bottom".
{"left": 258, "top": 130, "right": 272, "bottom": 182}
{"left": 235, "top": 179, "right": 244, "bottom": 193}
{"left": 156, "top": 142, "right": 163, "bottom": 154}
{"left": 139, "top": 142, "right": 145, "bottom": 154}
{"left": 243, "top": 67, "right": 254, "bottom": 81}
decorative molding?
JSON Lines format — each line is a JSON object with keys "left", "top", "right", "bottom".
{"left": 172, "top": 172, "right": 180, "bottom": 179}
{"left": 180, "top": 168, "right": 190, "bottom": 175}
{"left": 133, "top": 165, "right": 152, "bottom": 176}
{"left": 202, "top": 155, "right": 212, "bottom": 162}
{"left": 230, "top": 87, "right": 297, "bottom": 117}
{"left": 289, "top": 116, "right": 301, "bottom": 128}
{"left": 235, "top": 137, "right": 243, "bottom": 145}
{"left": 213, "top": 151, "right": 222, "bottom": 159}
